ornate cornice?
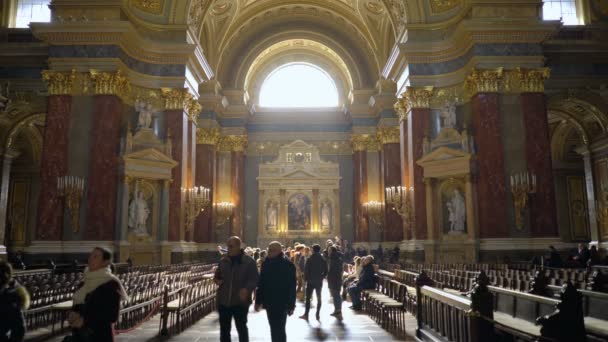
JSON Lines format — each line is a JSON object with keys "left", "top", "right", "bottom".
{"left": 218, "top": 135, "right": 248, "bottom": 152}
{"left": 515, "top": 67, "right": 550, "bottom": 93}
{"left": 196, "top": 128, "right": 220, "bottom": 145}
{"left": 377, "top": 127, "right": 400, "bottom": 144}
{"left": 464, "top": 67, "right": 504, "bottom": 95}
{"left": 41, "top": 70, "right": 77, "bottom": 95}
{"left": 88, "top": 69, "right": 131, "bottom": 95}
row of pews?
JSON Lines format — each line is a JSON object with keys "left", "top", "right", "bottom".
{"left": 375, "top": 263, "right": 608, "bottom": 342}
{"left": 17, "top": 263, "right": 218, "bottom": 341}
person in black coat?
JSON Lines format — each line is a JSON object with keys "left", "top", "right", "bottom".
{"left": 348, "top": 256, "right": 377, "bottom": 311}
{"left": 0, "top": 260, "right": 29, "bottom": 342}
{"left": 68, "top": 247, "right": 128, "bottom": 342}
{"left": 255, "top": 241, "right": 296, "bottom": 342}
{"left": 326, "top": 246, "right": 344, "bottom": 318}
{"left": 299, "top": 244, "right": 327, "bottom": 321}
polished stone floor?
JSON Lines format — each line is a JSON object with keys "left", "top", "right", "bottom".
{"left": 48, "top": 283, "right": 417, "bottom": 341}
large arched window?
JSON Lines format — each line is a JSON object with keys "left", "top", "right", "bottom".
{"left": 12, "top": 0, "right": 51, "bottom": 28}
{"left": 259, "top": 63, "right": 339, "bottom": 108}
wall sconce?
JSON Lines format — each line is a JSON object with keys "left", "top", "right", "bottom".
{"left": 510, "top": 171, "right": 537, "bottom": 230}
{"left": 385, "top": 186, "right": 413, "bottom": 228}
{"left": 57, "top": 175, "right": 84, "bottom": 233}
{"left": 182, "top": 186, "right": 211, "bottom": 231}
{"left": 214, "top": 201, "right": 234, "bottom": 226}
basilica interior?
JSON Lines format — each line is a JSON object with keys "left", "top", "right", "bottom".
{"left": 1, "top": 0, "right": 608, "bottom": 341}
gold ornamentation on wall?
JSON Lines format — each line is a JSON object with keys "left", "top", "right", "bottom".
{"left": 160, "top": 87, "right": 192, "bottom": 110}
{"left": 350, "top": 134, "right": 380, "bottom": 152}
{"left": 41, "top": 70, "right": 77, "bottom": 95}
{"left": 395, "top": 86, "right": 434, "bottom": 120}
{"left": 89, "top": 69, "right": 131, "bottom": 96}
{"left": 188, "top": 0, "right": 207, "bottom": 26}
{"left": 377, "top": 127, "right": 400, "bottom": 144}
{"left": 196, "top": 128, "right": 221, "bottom": 145}
{"left": 430, "top": 0, "right": 460, "bottom": 13}
{"left": 464, "top": 67, "right": 504, "bottom": 95}
{"left": 515, "top": 67, "right": 550, "bottom": 93}
{"left": 218, "top": 135, "right": 248, "bottom": 152}
{"left": 185, "top": 98, "right": 202, "bottom": 122}
{"left": 132, "top": 0, "right": 164, "bottom": 14}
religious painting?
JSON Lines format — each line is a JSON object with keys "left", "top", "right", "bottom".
{"left": 441, "top": 182, "right": 466, "bottom": 235}
{"left": 288, "top": 193, "right": 311, "bottom": 230}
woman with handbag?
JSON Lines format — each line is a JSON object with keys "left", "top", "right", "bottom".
{"left": 66, "top": 247, "right": 128, "bottom": 342}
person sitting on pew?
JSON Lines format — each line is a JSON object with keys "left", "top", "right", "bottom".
{"left": 341, "top": 256, "right": 362, "bottom": 300}
{"left": 348, "top": 255, "right": 377, "bottom": 311}
{"left": 68, "top": 247, "right": 128, "bottom": 342}
{"left": 547, "top": 245, "right": 563, "bottom": 268}
{"left": 0, "top": 260, "right": 30, "bottom": 342}
{"left": 573, "top": 243, "right": 590, "bottom": 267}
{"left": 588, "top": 245, "right": 600, "bottom": 266}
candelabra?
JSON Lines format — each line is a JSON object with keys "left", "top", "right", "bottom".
{"left": 182, "top": 186, "right": 211, "bottom": 231}
{"left": 57, "top": 175, "right": 85, "bottom": 233}
{"left": 385, "top": 186, "right": 413, "bottom": 227}
{"left": 510, "top": 171, "right": 537, "bottom": 230}
{"left": 214, "top": 201, "right": 235, "bottom": 226}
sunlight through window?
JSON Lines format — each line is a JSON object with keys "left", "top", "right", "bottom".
{"left": 14, "top": 0, "right": 51, "bottom": 28}
{"left": 259, "top": 63, "right": 339, "bottom": 108}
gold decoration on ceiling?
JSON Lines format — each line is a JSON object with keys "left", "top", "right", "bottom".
{"left": 464, "top": 68, "right": 504, "bottom": 95}
{"left": 89, "top": 69, "right": 131, "bottom": 96}
{"left": 41, "top": 70, "right": 77, "bottom": 95}
{"left": 515, "top": 67, "right": 551, "bottom": 93}
{"left": 430, "top": 0, "right": 460, "bottom": 14}
{"left": 188, "top": 0, "right": 208, "bottom": 26}
{"left": 132, "top": 0, "right": 164, "bottom": 14}
{"left": 377, "top": 126, "right": 400, "bottom": 144}
{"left": 211, "top": 2, "right": 232, "bottom": 15}
{"left": 196, "top": 128, "right": 221, "bottom": 145}
{"left": 366, "top": 1, "right": 385, "bottom": 14}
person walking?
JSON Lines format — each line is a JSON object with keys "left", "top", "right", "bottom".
{"left": 327, "top": 246, "right": 344, "bottom": 319}
{"left": 0, "top": 260, "right": 29, "bottom": 342}
{"left": 214, "top": 236, "right": 259, "bottom": 342}
{"left": 255, "top": 241, "right": 296, "bottom": 342}
{"left": 299, "top": 244, "right": 327, "bottom": 321}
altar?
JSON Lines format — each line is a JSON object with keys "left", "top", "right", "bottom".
{"left": 257, "top": 140, "right": 341, "bottom": 247}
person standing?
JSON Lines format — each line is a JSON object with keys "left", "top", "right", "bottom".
{"left": 0, "top": 260, "right": 29, "bottom": 342}
{"left": 68, "top": 247, "right": 129, "bottom": 342}
{"left": 299, "top": 244, "right": 327, "bottom": 321}
{"left": 255, "top": 241, "right": 297, "bottom": 342}
{"left": 214, "top": 236, "right": 259, "bottom": 342}
{"left": 327, "top": 246, "right": 343, "bottom": 319}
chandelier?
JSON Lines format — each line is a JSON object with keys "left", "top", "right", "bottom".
{"left": 57, "top": 175, "right": 85, "bottom": 233}
{"left": 385, "top": 185, "right": 413, "bottom": 227}
{"left": 214, "top": 201, "right": 235, "bottom": 226}
{"left": 182, "top": 186, "right": 211, "bottom": 231}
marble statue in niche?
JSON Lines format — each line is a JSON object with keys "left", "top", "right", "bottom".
{"left": 321, "top": 201, "right": 332, "bottom": 229}
{"left": 265, "top": 201, "right": 278, "bottom": 229}
{"left": 128, "top": 187, "right": 150, "bottom": 235}
{"left": 135, "top": 99, "right": 154, "bottom": 130}
{"left": 446, "top": 189, "right": 466, "bottom": 234}
{"left": 440, "top": 102, "right": 457, "bottom": 129}
{"left": 288, "top": 193, "right": 311, "bottom": 230}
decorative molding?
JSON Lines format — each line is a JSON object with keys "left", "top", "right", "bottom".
{"left": 160, "top": 87, "right": 193, "bottom": 110}
{"left": 430, "top": 0, "right": 460, "bottom": 14}
{"left": 218, "top": 135, "right": 248, "bottom": 152}
{"left": 515, "top": 67, "right": 550, "bottom": 93}
{"left": 464, "top": 67, "right": 504, "bottom": 95}
{"left": 88, "top": 69, "right": 131, "bottom": 96}
{"left": 395, "top": 86, "right": 434, "bottom": 120}
{"left": 350, "top": 134, "right": 380, "bottom": 152}
{"left": 377, "top": 126, "right": 400, "bottom": 144}
{"left": 196, "top": 127, "right": 221, "bottom": 145}
{"left": 185, "top": 98, "right": 202, "bottom": 122}
{"left": 41, "top": 70, "right": 77, "bottom": 95}
{"left": 132, "top": 0, "right": 164, "bottom": 14}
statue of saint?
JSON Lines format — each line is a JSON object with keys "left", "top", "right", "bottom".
{"left": 128, "top": 190, "right": 150, "bottom": 235}
{"left": 423, "top": 136, "right": 431, "bottom": 155}
{"left": 266, "top": 203, "right": 277, "bottom": 228}
{"left": 440, "top": 102, "right": 457, "bottom": 129}
{"left": 135, "top": 100, "right": 154, "bottom": 130}
{"left": 447, "top": 189, "right": 466, "bottom": 233}
{"left": 321, "top": 202, "right": 331, "bottom": 228}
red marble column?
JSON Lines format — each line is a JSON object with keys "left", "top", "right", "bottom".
{"left": 186, "top": 121, "right": 196, "bottom": 242}
{"left": 167, "top": 109, "right": 188, "bottom": 241}
{"left": 36, "top": 95, "right": 72, "bottom": 240}
{"left": 472, "top": 93, "right": 509, "bottom": 238}
{"left": 399, "top": 119, "right": 411, "bottom": 240}
{"left": 522, "top": 93, "right": 558, "bottom": 237}
{"left": 194, "top": 143, "right": 216, "bottom": 243}
{"left": 382, "top": 142, "right": 403, "bottom": 241}
{"left": 85, "top": 95, "right": 122, "bottom": 241}
{"left": 408, "top": 109, "right": 430, "bottom": 240}
{"left": 230, "top": 150, "right": 245, "bottom": 238}
{"left": 353, "top": 150, "right": 369, "bottom": 242}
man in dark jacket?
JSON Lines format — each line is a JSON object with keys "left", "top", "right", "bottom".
{"left": 0, "top": 260, "right": 29, "bottom": 342}
{"left": 299, "top": 244, "right": 327, "bottom": 321}
{"left": 255, "top": 241, "right": 296, "bottom": 342}
{"left": 327, "top": 246, "right": 344, "bottom": 319}
{"left": 348, "top": 255, "right": 377, "bottom": 311}
{"left": 214, "top": 236, "right": 259, "bottom": 342}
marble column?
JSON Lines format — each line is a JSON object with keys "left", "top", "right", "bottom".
{"left": 231, "top": 147, "right": 245, "bottom": 238}
{"left": 399, "top": 116, "right": 411, "bottom": 240}
{"left": 194, "top": 128, "right": 219, "bottom": 243}
{"left": 379, "top": 127, "right": 402, "bottom": 241}
{"left": 85, "top": 95, "right": 122, "bottom": 241}
{"left": 467, "top": 69, "right": 509, "bottom": 238}
{"left": 352, "top": 137, "right": 368, "bottom": 242}
{"left": 577, "top": 148, "right": 599, "bottom": 244}
{"left": 0, "top": 150, "right": 19, "bottom": 256}
{"left": 166, "top": 108, "right": 188, "bottom": 241}
{"left": 36, "top": 91, "right": 73, "bottom": 241}
{"left": 312, "top": 189, "right": 319, "bottom": 231}
{"left": 519, "top": 69, "right": 558, "bottom": 237}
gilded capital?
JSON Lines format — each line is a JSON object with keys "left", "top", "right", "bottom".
{"left": 394, "top": 97, "right": 408, "bottom": 122}
{"left": 218, "top": 135, "right": 248, "bottom": 152}
{"left": 197, "top": 128, "right": 220, "bottom": 145}
{"left": 89, "top": 69, "right": 130, "bottom": 96}
{"left": 396, "top": 86, "right": 434, "bottom": 119}
{"left": 160, "top": 88, "right": 192, "bottom": 111}
{"left": 42, "top": 69, "right": 77, "bottom": 95}
{"left": 185, "top": 97, "right": 202, "bottom": 122}
{"left": 516, "top": 67, "right": 550, "bottom": 93}
{"left": 350, "top": 134, "right": 369, "bottom": 152}
{"left": 465, "top": 68, "right": 504, "bottom": 95}
{"left": 377, "top": 126, "right": 400, "bottom": 144}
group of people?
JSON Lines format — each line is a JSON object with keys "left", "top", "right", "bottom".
{"left": 543, "top": 243, "right": 606, "bottom": 268}
{"left": 214, "top": 236, "right": 379, "bottom": 342}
